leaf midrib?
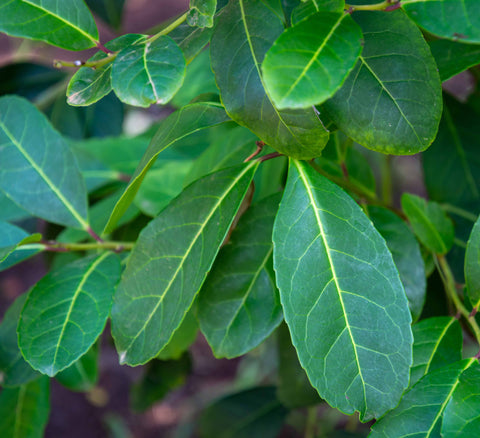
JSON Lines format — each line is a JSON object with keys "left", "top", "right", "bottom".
{"left": 424, "top": 317, "right": 455, "bottom": 375}
{"left": 14, "top": 384, "right": 27, "bottom": 438}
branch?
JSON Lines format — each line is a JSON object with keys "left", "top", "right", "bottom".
{"left": 345, "top": 0, "right": 401, "bottom": 12}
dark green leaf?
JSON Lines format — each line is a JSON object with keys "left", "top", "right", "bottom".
{"left": 291, "top": 0, "right": 345, "bottom": 25}
{"left": 0, "top": 223, "right": 43, "bottom": 272}
{"left": 0, "top": 0, "right": 98, "bottom": 50}
{"left": 111, "top": 162, "right": 258, "bottom": 366}
{"left": 111, "top": 36, "right": 186, "bottom": 107}
{"left": 0, "top": 376, "right": 50, "bottom": 438}
{"left": 322, "top": 10, "right": 442, "bottom": 154}
{"left": 188, "top": 0, "right": 216, "bottom": 28}
{"left": 0, "top": 96, "right": 89, "bottom": 229}
{"left": 198, "top": 194, "right": 283, "bottom": 358}
{"left": 199, "top": 387, "right": 288, "bottom": 438}
{"left": 210, "top": 0, "right": 329, "bottom": 159}
{"left": 401, "top": 193, "right": 455, "bottom": 255}
{"left": 85, "top": 0, "right": 125, "bottom": 29}
{"left": 273, "top": 160, "right": 412, "bottom": 421}
{"left": 466, "top": 215, "right": 480, "bottom": 309}
{"left": 0, "top": 192, "right": 28, "bottom": 222}
{"left": 262, "top": 12, "right": 362, "bottom": 109}
{"left": 0, "top": 294, "right": 39, "bottom": 387}
{"left": 18, "top": 253, "right": 121, "bottom": 376}
{"left": 169, "top": 22, "right": 213, "bottom": 63}
{"left": 410, "top": 317, "right": 463, "bottom": 388}
{"left": 104, "top": 102, "right": 230, "bottom": 233}
{"left": 369, "top": 206, "right": 426, "bottom": 322}
{"left": 402, "top": 0, "right": 480, "bottom": 44}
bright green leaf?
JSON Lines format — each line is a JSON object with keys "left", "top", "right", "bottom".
{"left": 198, "top": 194, "right": 283, "bottom": 358}
{"left": 18, "top": 253, "right": 121, "bottom": 376}
{"left": 291, "top": 0, "right": 346, "bottom": 25}
{"left": 187, "top": 0, "right": 217, "bottom": 28}
{"left": 273, "top": 159, "right": 412, "bottom": 421}
{"left": 0, "top": 376, "right": 50, "bottom": 438}
{"left": 111, "top": 36, "right": 186, "bottom": 107}
{"left": 104, "top": 102, "right": 230, "bottom": 234}
{"left": 0, "top": 0, "right": 98, "bottom": 50}
{"left": 111, "top": 162, "right": 259, "bottom": 366}
{"left": 0, "top": 96, "right": 89, "bottom": 229}
{"left": 210, "top": 0, "right": 329, "bottom": 159}
{"left": 322, "top": 10, "right": 442, "bottom": 154}
{"left": 401, "top": 193, "right": 455, "bottom": 255}
{"left": 262, "top": 12, "right": 362, "bottom": 109}
{"left": 466, "top": 215, "right": 480, "bottom": 309}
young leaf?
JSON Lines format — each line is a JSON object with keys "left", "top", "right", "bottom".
{"left": 262, "top": 12, "right": 362, "bottom": 109}
{"left": 0, "top": 0, "right": 99, "bottom": 50}
{"left": 273, "top": 159, "right": 412, "bottom": 421}
{"left": 466, "top": 215, "right": 480, "bottom": 309}
{"left": 402, "top": 0, "right": 480, "bottom": 44}
{"left": 369, "top": 206, "right": 426, "bottom": 322}
{"left": 410, "top": 317, "right": 463, "bottom": 388}
{"left": 401, "top": 193, "right": 455, "bottom": 255}
{"left": 0, "top": 96, "right": 89, "bottom": 230}
{"left": 111, "top": 162, "right": 259, "bottom": 366}
{"left": 104, "top": 102, "right": 230, "bottom": 233}
{"left": 111, "top": 36, "right": 186, "bottom": 107}
{"left": 210, "top": 0, "right": 329, "bottom": 159}
{"left": 322, "top": 10, "right": 442, "bottom": 154}
{"left": 0, "top": 376, "right": 50, "bottom": 438}
{"left": 18, "top": 253, "right": 121, "bottom": 376}
{"left": 370, "top": 359, "right": 478, "bottom": 437}
{"left": 198, "top": 194, "right": 283, "bottom": 359}
{"left": 187, "top": 0, "right": 217, "bottom": 28}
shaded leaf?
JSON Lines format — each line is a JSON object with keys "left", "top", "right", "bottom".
{"left": 273, "top": 160, "right": 412, "bottom": 421}
{"left": 169, "top": 22, "right": 213, "bottom": 63}
{"left": 0, "top": 223, "right": 43, "bottom": 272}
{"left": 85, "top": 0, "right": 125, "bottom": 29}
{"left": 322, "top": 10, "right": 442, "bottom": 154}
{"left": 187, "top": 0, "right": 216, "bottom": 28}
{"left": 111, "top": 162, "right": 258, "bottom": 366}
{"left": 210, "top": 0, "right": 329, "bottom": 159}
{"left": 466, "top": 215, "right": 480, "bottom": 309}
{"left": 0, "top": 96, "right": 89, "bottom": 229}
{"left": 18, "top": 253, "right": 121, "bottom": 376}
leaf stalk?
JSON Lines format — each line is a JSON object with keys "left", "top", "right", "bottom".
{"left": 345, "top": 0, "right": 400, "bottom": 12}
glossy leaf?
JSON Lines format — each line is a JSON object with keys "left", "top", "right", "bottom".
{"left": 0, "top": 0, "right": 98, "bottom": 50}
{"left": 370, "top": 359, "right": 478, "bottom": 437}
{"left": 369, "top": 206, "right": 426, "bottom": 322}
{"left": 187, "top": 0, "right": 216, "bottom": 28}
{"left": 322, "top": 10, "right": 442, "bottom": 154}
{"left": 262, "top": 12, "right": 362, "bottom": 109}
{"left": 0, "top": 96, "right": 89, "bottom": 229}
{"left": 0, "top": 222, "right": 42, "bottom": 264}
{"left": 0, "top": 377, "right": 50, "bottom": 438}
{"left": 18, "top": 253, "right": 121, "bottom": 376}
{"left": 199, "top": 387, "right": 288, "bottom": 438}
{"left": 198, "top": 194, "right": 283, "bottom": 358}
{"left": 0, "top": 294, "right": 39, "bottom": 387}
{"left": 466, "top": 215, "right": 480, "bottom": 309}
{"left": 402, "top": 0, "right": 480, "bottom": 44}
{"left": 401, "top": 193, "right": 455, "bottom": 255}
{"left": 273, "top": 160, "right": 412, "bottom": 421}
{"left": 210, "top": 0, "right": 329, "bottom": 159}
{"left": 410, "top": 317, "right": 463, "bottom": 388}
{"left": 104, "top": 102, "right": 230, "bottom": 233}
{"left": 111, "top": 36, "right": 186, "bottom": 107}
{"left": 111, "top": 162, "right": 259, "bottom": 366}
{"left": 67, "top": 34, "right": 145, "bottom": 106}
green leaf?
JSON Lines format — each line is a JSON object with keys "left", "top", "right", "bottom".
{"left": 67, "top": 34, "right": 145, "bottom": 106}
{"left": 169, "top": 22, "right": 213, "bottom": 63}
{"left": 322, "top": 10, "right": 442, "bottom": 154}
{"left": 130, "top": 353, "right": 191, "bottom": 412}
{"left": 0, "top": 192, "right": 28, "bottom": 222}
{"left": 442, "top": 363, "right": 480, "bottom": 437}
{"left": 0, "top": 96, "right": 89, "bottom": 229}
{"left": 291, "top": 0, "right": 346, "bottom": 25}
{"left": 199, "top": 387, "right": 288, "bottom": 438}
{"left": 210, "top": 0, "right": 329, "bottom": 159}
{"left": 198, "top": 194, "right": 283, "bottom": 358}
{"left": 0, "top": 223, "right": 43, "bottom": 272}
{"left": 0, "top": 294, "right": 39, "bottom": 387}
{"left": 273, "top": 160, "right": 412, "bottom": 421}
{"left": 402, "top": 0, "right": 480, "bottom": 44}
{"left": 0, "top": 376, "right": 50, "bottom": 438}
{"left": 18, "top": 253, "right": 121, "bottom": 376}
{"left": 85, "top": 0, "right": 125, "bottom": 30}
{"left": 187, "top": 0, "right": 216, "bottom": 28}
{"left": 410, "top": 317, "right": 463, "bottom": 388}
{"left": 466, "top": 215, "right": 480, "bottom": 309}
{"left": 104, "top": 102, "right": 230, "bottom": 234}
{"left": 429, "top": 39, "right": 480, "bottom": 82}
{"left": 370, "top": 359, "right": 478, "bottom": 437}
{"left": 262, "top": 12, "right": 362, "bottom": 109}
{"left": 55, "top": 343, "right": 99, "bottom": 392}
{"left": 0, "top": 0, "right": 98, "bottom": 50}
{"left": 111, "top": 162, "right": 258, "bottom": 366}
{"left": 111, "top": 36, "right": 186, "bottom": 107}
{"left": 401, "top": 193, "right": 455, "bottom": 255}
{"left": 369, "top": 206, "right": 426, "bottom": 322}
